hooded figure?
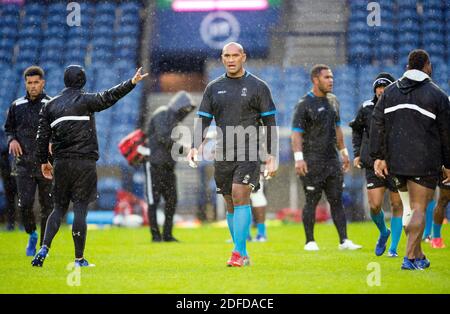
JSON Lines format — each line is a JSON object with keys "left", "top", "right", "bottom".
{"left": 349, "top": 72, "right": 395, "bottom": 168}
{"left": 370, "top": 68, "right": 450, "bottom": 177}
{"left": 146, "top": 90, "right": 196, "bottom": 168}
{"left": 32, "top": 64, "right": 143, "bottom": 267}
{"left": 144, "top": 91, "right": 196, "bottom": 242}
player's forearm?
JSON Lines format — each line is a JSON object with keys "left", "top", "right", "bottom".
{"left": 261, "top": 115, "right": 277, "bottom": 155}
{"left": 336, "top": 126, "right": 346, "bottom": 150}
{"left": 291, "top": 131, "right": 303, "bottom": 153}
{"left": 192, "top": 116, "right": 212, "bottom": 149}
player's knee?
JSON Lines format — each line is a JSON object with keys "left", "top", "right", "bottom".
{"left": 391, "top": 201, "right": 403, "bottom": 215}
{"left": 368, "top": 199, "right": 382, "bottom": 212}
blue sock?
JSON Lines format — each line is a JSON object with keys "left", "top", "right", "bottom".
{"left": 423, "top": 200, "right": 435, "bottom": 238}
{"left": 432, "top": 223, "right": 442, "bottom": 238}
{"left": 226, "top": 212, "right": 235, "bottom": 245}
{"left": 30, "top": 231, "right": 38, "bottom": 238}
{"left": 370, "top": 210, "right": 388, "bottom": 236}
{"left": 257, "top": 223, "right": 266, "bottom": 237}
{"left": 389, "top": 216, "right": 402, "bottom": 252}
{"left": 233, "top": 205, "right": 252, "bottom": 257}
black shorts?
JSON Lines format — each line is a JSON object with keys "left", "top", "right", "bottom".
{"left": 214, "top": 161, "right": 260, "bottom": 195}
{"left": 391, "top": 175, "right": 439, "bottom": 190}
{"left": 300, "top": 161, "right": 342, "bottom": 192}
{"left": 53, "top": 159, "right": 98, "bottom": 205}
{"left": 365, "top": 168, "right": 398, "bottom": 192}
{"left": 439, "top": 172, "right": 450, "bottom": 190}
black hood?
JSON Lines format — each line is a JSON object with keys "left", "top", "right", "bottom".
{"left": 397, "top": 69, "right": 430, "bottom": 95}
{"left": 168, "top": 91, "right": 196, "bottom": 121}
{"left": 64, "top": 65, "right": 86, "bottom": 89}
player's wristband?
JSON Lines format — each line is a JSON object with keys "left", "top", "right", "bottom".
{"left": 339, "top": 148, "right": 349, "bottom": 158}
{"left": 294, "top": 151, "right": 304, "bottom": 161}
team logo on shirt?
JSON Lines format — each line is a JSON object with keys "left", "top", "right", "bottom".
{"left": 241, "top": 87, "right": 247, "bottom": 97}
{"left": 242, "top": 174, "right": 251, "bottom": 184}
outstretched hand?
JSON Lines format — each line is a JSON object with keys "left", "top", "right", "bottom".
{"left": 132, "top": 67, "right": 149, "bottom": 85}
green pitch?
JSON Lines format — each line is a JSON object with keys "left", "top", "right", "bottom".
{"left": 0, "top": 222, "right": 449, "bottom": 294}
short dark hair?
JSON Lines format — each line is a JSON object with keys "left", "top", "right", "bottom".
{"left": 407, "top": 49, "right": 430, "bottom": 71}
{"left": 23, "top": 66, "right": 45, "bottom": 80}
{"left": 310, "top": 64, "right": 330, "bottom": 82}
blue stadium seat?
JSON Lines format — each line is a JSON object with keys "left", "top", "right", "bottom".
{"left": 0, "top": 38, "right": 15, "bottom": 51}
{"left": 14, "top": 61, "right": 34, "bottom": 74}
{"left": 0, "top": 50, "right": 13, "bottom": 63}
{"left": 91, "top": 48, "right": 114, "bottom": 63}
{"left": 428, "top": 32, "right": 445, "bottom": 45}
{"left": 348, "top": 9, "right": 367, "bottom": 22}
{"left": 115, "top": 36, "right": 139, "bottom": 48}
{"left": 20, "top": 27, "right": 43, "bottom": 39}
{"left": 423, "top": 0, "right": 444, "bottom": 9}
{"left": 17, "top": 48, "right": 39, "bottom": 63}
{"left": 116, "top": 24, "right": 140, "bottom": 37}
{"left": 66, "top": 50, "right": 86, "bottom": 65}
{"left": 92, "top": 25, "right": 114, "bottom": 37}
{"left": 91, "top": 37, "right": 114, "bottom": 50}
{"left": 22, "top": 17, "right": 43, "bottom": 29}
{"left": 44, "top": 26, "right": 66, "bottom": 39}
{"left": 93, "top": 13, "right": 115, "bottom": 27}
{"left": 399, "top": 31, "right": 420, "bottom": 45}
{"left": 120, "top": 2, "right": 141, "bottom": 15}
{"left": 0, "top": 26, "right": 18, "bottom": 39}
{"left": 397, "top": 19, "right": 419, "bottom": 32}
{"left": 1, "top": 3, "right": 21, "bottom": 16}
{"left": 116, "top": 48, "right": 137, "bottom": 60}
{"left": 47, "top": 2, "right": 67, "bottom": 16}
{"left": 427, "top": 43, "right": 445, "bottom": 60}
{"left": 0, "top": 15, "right": 19, "bottom": 28}
{"left": 349, "top": 0, "right": 367, "bottom": 11}
{"left": 423, "top": 21, "right": 445, "bottom": 34}
{"left": 347, "top": 33, "right": 371, "bottom": 45}
{"left": 348, "top": 21, "right": 369, "bottom": 33}
{"left": 422, "top": 8, "right": 443, "bottom": 21}
{"left": 67, "top": 26, "right": 90, "bottom": 37}
{"left": 119, "top": 12, "right": 140, "bottom": 26}
{"left": 377, "top": 0, "right": 395, "bottom": 11}
{"left": 376, "top": 32, "right": 395, "bottom": 44}
{"left": 40, "top": 49, "right": 65, "bottom": 64}
{"left": 66, "top": 38, "right": 89, "bottom": 50}
{"left": 397, "top": 9, "right": 419, "bottom": 22}
{"left": 42, "top": 38, "right": 65, "bottom": 50}
{"left": 47, "top": 14, "right": 68, "bottom": 26}
{"left": 397, "top": 0, "right": 417, "bottom": 9}
{"left": 17, "top": 38, "right": 40, "bottom": 50}
{"left": 96, "top": 2, "right": 116, "bottom": 15}
{"left": 25, "top": 3, "right": 44, "bottom": 15}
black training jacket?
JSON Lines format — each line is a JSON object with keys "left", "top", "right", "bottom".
{"left": 4, "top": 93, "right": 52, "bottom": 175}
{"left": 146, "top": 91, "right": 195, "bottom": 168}
{"left": 36, "top": 66, "right": 135, "bottom": 163}
{"left": 370, "top": 69, "right": 450, "bottom": 176}
{"left": 349, "top": 96, "right": 378, "bottom": 168}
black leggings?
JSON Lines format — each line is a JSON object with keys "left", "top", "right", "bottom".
{"left": 43, "top": 200, "right": 89, "bottom": 258}
{"left": 144, "top": 162, "right": 177, "bottom": 239}
{"left": 302, "top": 172, "right": 348, "bottom": 244}
{"left": 15, "top": 174, "right": 52, "bottom": 246}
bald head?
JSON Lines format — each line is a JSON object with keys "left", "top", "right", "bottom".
{"left": 221, "top": 42, "right": 246, "bottom": 78}
{"left": 222, "top": 42, "right": 244, "bottom": 54}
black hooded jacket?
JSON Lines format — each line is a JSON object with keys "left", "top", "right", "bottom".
{"left": 4, "top": 92, "right": 52, "bottom": 176}
{"left": 146, "top": 91, "right": 195, "bottom": 168}
{"left": 36, "top": 65, "right": 135, "bottom": 163}
{"left": 349, "top": 95, "right": 378, "bottom": 168}
{"left": 370, "top": 69, "right": 450, "bottom": 176}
